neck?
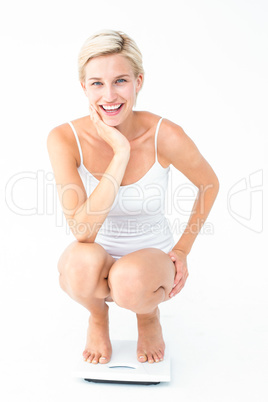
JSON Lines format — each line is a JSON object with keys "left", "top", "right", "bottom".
{"left": 115, "top": 111, "right": 138, "bottom": 141}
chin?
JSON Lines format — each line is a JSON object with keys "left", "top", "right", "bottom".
{"left": 102, "top": 116, "right": 122, "bottom": 127}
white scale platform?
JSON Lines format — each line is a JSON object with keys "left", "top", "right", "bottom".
{"left": 74, "top": 340, "right": 171, "bottom": 385}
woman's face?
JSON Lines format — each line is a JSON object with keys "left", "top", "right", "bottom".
{"left": 81, "top": 54, "right": 143, "bottom": 126}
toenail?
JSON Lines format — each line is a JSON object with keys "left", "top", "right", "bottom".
{"left": 100, "top": 357, "right": 107, "bottom": 360}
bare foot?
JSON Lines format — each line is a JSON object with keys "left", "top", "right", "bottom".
{"left": 82, "top": 305, "right": 112, "bottom": 364}
{"left": 136, "top": 307, "right": 165, "bottom": 363}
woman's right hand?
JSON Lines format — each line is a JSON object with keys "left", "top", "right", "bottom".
{"left": 90, "top": 105, "right": 131, "bottom": 155}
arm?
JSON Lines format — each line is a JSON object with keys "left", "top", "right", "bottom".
{"left": 160, "top": 119, "right": 220, "bottom": 296}
{"left": 47, "top": 108, "right": 130, "bottom": 243}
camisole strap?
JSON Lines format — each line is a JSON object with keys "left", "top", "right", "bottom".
{"left": 155, "top": 117, "right": 163, "bottom": 163}
{"left": 68, "top": 121, "right": 83, "bottom": 166}
{"left": 67, "top": 118, "right": 163, "bottom": 167}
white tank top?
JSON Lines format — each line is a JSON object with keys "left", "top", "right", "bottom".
{"left": 68, "top": 117, "right": 175, "bottom": 259}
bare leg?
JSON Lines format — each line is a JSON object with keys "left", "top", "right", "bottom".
{"left": 136, "top": 307, "right": 164, "bottom": 363}
{"left": 108, "top": 248, "right": 175, "bottom": 363}
{"left": 57, "top": 241, "right": 116, "bottom": 364}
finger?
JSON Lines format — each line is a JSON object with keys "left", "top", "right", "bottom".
{"left": 175, "top": 274, "right": 188, "bottom": 293}
{"left": 89, "top": 105, "right": 97, "bottom": 119}
{"left": 171, "top": 269, "right": 183, "bottom": 289}
{"left": 89, "top": 104, "right": 96, "bottom": 115}
{"left": 174, "top": 271, "right": 183, "bottom": 285}
{"left": 169, "top": 279, "right": 185, "bottom": 298}
{"left": 90, "top": 105, "right": 102, "bottom": 124}
{"left": 169, "top": 284, "right": 183, "bottom": 298}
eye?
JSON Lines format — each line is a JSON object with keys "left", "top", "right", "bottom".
{"left": 92, "top": 81, "right": 102, "bottom": 86}
{"left": 116, "top": 78, "right": 126, "bottom": 84}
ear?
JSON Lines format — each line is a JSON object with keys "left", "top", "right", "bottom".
{"left": 80, "top": 81, "right": 87, "bottom": 96}
{"left": 136, "top": 73, "right": 143, "bottom": 93}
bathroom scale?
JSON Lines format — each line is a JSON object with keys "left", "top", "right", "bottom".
{"left": 74, "top": 340, "right": 171, "bottom": 385}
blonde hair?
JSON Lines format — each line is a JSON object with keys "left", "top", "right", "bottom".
{"left": 78, "top": 29, "right": 144, "bottom": 84}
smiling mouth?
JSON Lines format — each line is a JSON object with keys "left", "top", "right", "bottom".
{"left": 100, "top": 103, "right": 123, "bottom": 113}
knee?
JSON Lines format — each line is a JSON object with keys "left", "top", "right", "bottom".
{"left": 108, "top": 261, "right": 148, "bottom": 311}
{"left": 108, "top": 249, "right": 176, "bottom": 310}
{"left": 57, "top": 242, "right": 108, "bottom": 294}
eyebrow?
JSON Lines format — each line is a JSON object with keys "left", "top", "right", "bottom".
{"left": 87, "top": 74, "right": 131, "bottom": 81}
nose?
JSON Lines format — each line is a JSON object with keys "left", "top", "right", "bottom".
{"left": 103, "top": 84, "right": 117, "bottom": 103}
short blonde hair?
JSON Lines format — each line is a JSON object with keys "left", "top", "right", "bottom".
{"left": 78, "top": 29, "right": 144, "bottom": 84}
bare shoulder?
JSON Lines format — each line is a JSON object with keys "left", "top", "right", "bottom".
{"left": 134, "top": 110, "right": 161, "bottom": 127}
{"left": 136, "top": 111, "right": 185, "bottom": 140}
{"left": 47, "top": 122, "right": 72, "bottom": 148}
{"left": 134, "top": 112, "right": 194, "bottom": 167}
{"left": 158, "top": 118, "right": 203, "bottom": 169}
{"left": 47, "top": 121, "right": 80, "bottom": 166}
{"left": 160, "top": 118, "right": 189, "bottom": 147}
{"left": 158, "top": 118, "right": 220, "bottom": 190}
{"left": 47, "top": 114, "right": 90, "bottom": 142}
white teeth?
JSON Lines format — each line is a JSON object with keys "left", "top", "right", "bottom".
{"left": 102, "top": 104, "right": 122, "bottom": 111}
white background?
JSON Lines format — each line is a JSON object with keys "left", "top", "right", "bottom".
{"left": 1, "top": 0, "right": 267, "bottom": 401}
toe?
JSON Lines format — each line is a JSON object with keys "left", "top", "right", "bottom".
{"left": 153, "top": 352, "right": 161, "bottom": 362}
{"left": 147, "top": 353, "right": 154, "bottom": 363}
{"left": 83, "top": 350, "right": 90, "bottom": 361}
{"left": 137, "top": 352, "right": 147, "bottom": 363}
{"left": 92, "top": 353, "right": 101, "bottom": 364}
{"left": 87, "top": 353, "right": 94, "bottom": 363}
{"left": 99, "top": 356, "right": 109, "bottom": 364}
{"left": 158, "top": 349, "right": 164, "bottom": 361}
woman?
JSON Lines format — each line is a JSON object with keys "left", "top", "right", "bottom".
{"left": 47, "top": 30, "right": 219, "bottom": 365}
